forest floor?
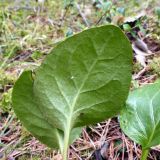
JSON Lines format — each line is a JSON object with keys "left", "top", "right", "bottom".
{"left": 0, "top": 0, "right": 160, "bottom": 159}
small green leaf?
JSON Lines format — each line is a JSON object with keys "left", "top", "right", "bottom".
{"left": 12, "top": 25, "right": 132, "bottom": 158}
{"left": 123, "top": 24, "right": 131, "bottom": 32}
{"left": 120, "top": 81, "right": 160, "bottom": 149}
{"left": 31, "top": 51, "right": 43, "bottom": 61}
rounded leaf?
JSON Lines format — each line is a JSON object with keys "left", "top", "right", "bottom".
{"left": 34, "top": 25, "right": 132, "bottom": 131}
{"left": 120, "top": 82, "right": 160, "bottom": 149}
{"left": 12, "top": 25, "right": 132, "bottom": 149}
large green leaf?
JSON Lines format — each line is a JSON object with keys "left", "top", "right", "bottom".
{"left": 12, "top": 25, "right": 132, "bottom": 155}
{"left": 120, "top": 82, "right": 160, "bottom": 149}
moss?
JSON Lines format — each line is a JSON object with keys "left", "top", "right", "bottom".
{"left": 0, "top": 70, "right": 17, "bottom": 87}
{"left": 149, "top": 56, "right": 160, "bottom": 76}
{"left": 0, "top": 88, "right": 12, "bottom": 112}
{"left": 18, "top": 155, "right": 41, "bottom": 160}
{"left": 133, "top": 62, "right": 143, "bottom": 73}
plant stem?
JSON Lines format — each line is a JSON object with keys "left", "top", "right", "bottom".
{"left": 141, "top": 149, "right": 149, "bottom": 160}
{"left": 63, "top": 122, "right": 71, "bottom": 160}
{"left": 63, "top": 132, "right": 69, "bottom": 160}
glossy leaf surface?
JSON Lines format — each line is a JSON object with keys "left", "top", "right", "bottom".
{"left": 12, "top": 25, "right": 132, "bottom": 150}
{"left": 120, "top": 82, "right": 160, "bottom": 149}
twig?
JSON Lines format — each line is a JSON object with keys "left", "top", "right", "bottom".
{"left": 95, "top": 0, "right": 112, "bottom": 25}
{"left": 59, "top": 1, "right": 72, "bottom": 27}
{"left": 59, "top": 8, "right": 69, "bottom": 27}
{"left": 0, "top": 115, "right": 15, "bottom": 139}
{"left": 75, "top": 2, "right": 89, "bottom": 27}
{"left": 96, "top": 10, "right": 109, "bottom": 26}
{"left": 70, "top": 145, "right": 82, "bottom": 160}
{"left": 83, "top": 128, "right": 96, "bottom": 149}
{"left": 99, "top": 119, "right": 111, "bottom": 145}
{"left": 133, "top": 67, "right": 147, "bottom": 80}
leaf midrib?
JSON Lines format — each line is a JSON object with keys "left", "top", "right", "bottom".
{"left": 67, "top": 59, "right": 97, "bottom": 130}
{"left": 144, "top": 88, "right": 160, "bottom": 148}
{"left": 135, "top": 86, "right": 160, "bottom": 148}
